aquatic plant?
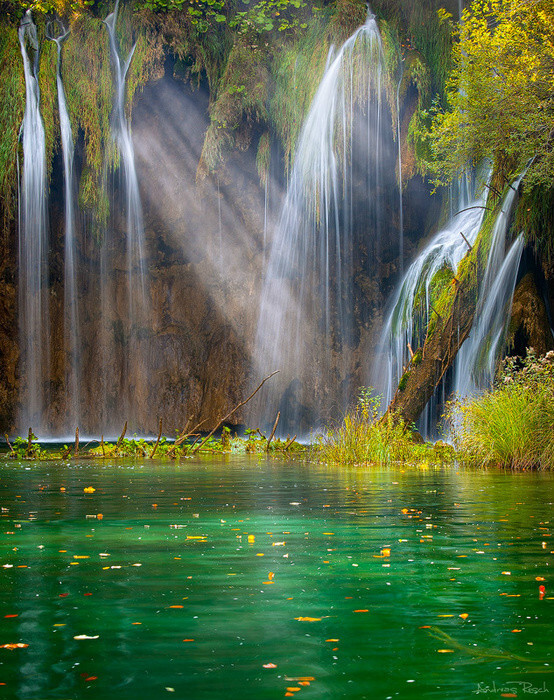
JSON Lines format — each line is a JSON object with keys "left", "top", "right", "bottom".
{"left": 447, "top": 351, "right": 554, "bottom": 470}
{"left": 314, "top": 389, "right": 453, "bottom": 466}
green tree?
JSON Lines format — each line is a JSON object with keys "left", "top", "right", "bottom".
{"left": 427, "top": 0, "right": 554, "bottom": 193}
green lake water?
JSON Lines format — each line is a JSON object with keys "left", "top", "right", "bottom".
{"left": 0, "top": 456, "right": 552, "bottom": 699}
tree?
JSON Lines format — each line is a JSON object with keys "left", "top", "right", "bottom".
{"left": 427, "top": 0, "right": 554, "bottom": 193}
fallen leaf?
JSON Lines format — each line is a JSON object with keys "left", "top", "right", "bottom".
{"left": 73, "top": 635, "right": 99, "bottom": 640}
{"left": 294, "top": 617, "right": 322, "bottom": 622}
{"left": 0, "top": 643, "right": 28, "bottom": 650}
{"left": 459, "top": 613, "right": 469, "bottom": 620}
{"left": 263, "top": 663, "right": 277, "bottom": 669}
{"left": 83, "top": 487, "right": 95, "bottom": 494}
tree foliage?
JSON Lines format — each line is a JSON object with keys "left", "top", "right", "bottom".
{"left": 427, "top": 0, "right": 554, "bottom": 192}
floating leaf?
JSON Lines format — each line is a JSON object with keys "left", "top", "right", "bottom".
{"left": 73, "top": 635, "right": 99, "bottom": 640}
{"left": 294, "top": 617, "right": 322, "bottom": 622}
{"left": 0, "top": 643, "right": 28, "bottom": 650}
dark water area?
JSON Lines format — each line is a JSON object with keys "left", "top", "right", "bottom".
{"left": 0, "top": 457, "right": 552, "bottom": 699}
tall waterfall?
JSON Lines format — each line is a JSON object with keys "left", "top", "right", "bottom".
{"left": 371, "top": 170, "right": 488, "bottom": 423}
{"left": 18, "top": 11, "right": 49, "bottom": 433}
{"left": 47, "top": 22, "right": 81, "bottom": 430}
{"left": 454, "top": 177, "right": 524, "bottom": 398}
{"left": 101, "top": 0, "right": 150, "bottom": 431}
{"left": 253, "top": 13, "right": 399, "bottom": 436}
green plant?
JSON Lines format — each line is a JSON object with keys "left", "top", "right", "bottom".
{"left": 314, "top": 389, "right": 449, "bottom": 466}
{"left": 447, "top": 351, "right": 554, "bottom": 469}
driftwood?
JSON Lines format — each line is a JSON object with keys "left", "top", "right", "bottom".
{"left": 25, "top": 428, "right": 33, "bottom": 459}
{"left": 167, "top": 419, "right": 208, "bottom": 458}
{"left": 284, "top": 435, "right": 297, "bottom": 451}
{"left": 266, "top": 411, "right": 280, "bottom": 452}
{"left": 149, "top": 419, "right": 163, "bottom": 459}
{"left": 4, "top": 434, "right": 15, "bottom": 457}
{"left": 190, "top": 371, "right": 279, "bottom": 456}
{"left": 459, "top": 230, "right": 473, "bottom": 251}
{"left": 115, "top": 422, "right": 127, "bottom": 450}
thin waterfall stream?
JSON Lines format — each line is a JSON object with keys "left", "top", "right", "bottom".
{"left": 47, "top": 20, "right": 81, "bottom": 430}
{"left": 18, "top": 10, "right": 49, "bottom": 434}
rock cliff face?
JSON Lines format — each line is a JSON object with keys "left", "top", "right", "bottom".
{"left": 0, "top": 218, "right": 17, "bottom": 433}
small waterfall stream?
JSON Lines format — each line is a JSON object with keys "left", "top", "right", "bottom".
{"left": 101, "top": 0, "right": 150, "bottom": 431}
{"left": 454, "top": 177, "right": 524, "bottom": 398}
{"left": 371, "top": 171, "right": 488, "bottom": 418}
{"left": 18, "top": 11, "right": 49, "bottom": 433}
{"left": 253, "top": 13, "right": 400, "bottom": 435}
{"left": 47, "top": 21, "right": 81, "bottom": 429}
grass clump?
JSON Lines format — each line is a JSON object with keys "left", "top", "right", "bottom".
{"left": 314, "top": 388, "right": 452, "bottom": 466}
{"left": 448, "top": 351, "right": 554, "bottom": 470}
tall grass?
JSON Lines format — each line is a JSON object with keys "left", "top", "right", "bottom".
{"left": 314, "top": 389, "right": 451, "bottom": 466}
{"left": 448, "top": 351, "right": 554, "bottom": 470}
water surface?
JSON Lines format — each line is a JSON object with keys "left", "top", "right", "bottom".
{"left": 0, "top": 457, "right": 552, "bottom": 699}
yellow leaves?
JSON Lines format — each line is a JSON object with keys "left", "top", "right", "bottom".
{"left": 0, "top": 643, "right": 28, "bottom": 650}
{"left": 459, "top": 613, "right": 469, "bottom": 620}
{"left": 83, "top": 487, "right": 95, "bottom": 493}
{"left": 294, "top": 617, "right": 322, "bottom": 622}
{"left": 437, "top": 649, "right": 454, "bottom": 653}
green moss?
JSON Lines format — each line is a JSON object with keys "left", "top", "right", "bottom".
{"left": 0, "top": 23, "right": 25, "bottom": 223}
{"left": 198, "top": 37, "right": 270, "bottom": 177}
{"left": 516, "top": 184, "right": 554, "bottom": 264}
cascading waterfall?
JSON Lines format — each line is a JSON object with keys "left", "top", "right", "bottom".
{"left": 253, "top": 13, "right": 400, "bottom": 436}
{"left": 371, "top": 170, "right": 488, "bottom": 424}
{"left": 18, "top": 10, "right": 49, "bottom": 434}
{"left": 47, "top": 21, "right": 81, "bottom": 430}
{"left": 101, "top": 0, "right": 150, "bottom": 430}
{"left": 454, "top": 177, "right": 524, "bottom": 398}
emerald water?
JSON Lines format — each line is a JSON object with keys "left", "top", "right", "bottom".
{"left": 0, "top": 457, "right": 552, "bottom": 699}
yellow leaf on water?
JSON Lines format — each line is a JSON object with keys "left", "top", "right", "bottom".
{"left": 83, "top": 487, "right": 95, "bottom": 494}
{"left": 0, "top": 643, "right": 28, "bottom": 650}
{"left": 294, "top": 617, "right": 322, "bottom": 622}
{"left": 437, "top": 649, "right": 454, "bottom": 653}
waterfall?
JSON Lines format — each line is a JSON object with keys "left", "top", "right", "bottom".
{"left": 18, "top": 10, "right": 49, "bottom": 434}
{"left": 253, "top": 13, "right": 399, "bottom": 436}
{"left": 371, "top": 170, "right": 489, "bottom": 422}
{"left": 454, "top": 177, "right": 524, "bottom": 398}
{"left": 47, "top": 22, "right": 81, "bottom": 430}
{"left": 101, "top": 0, "right": 150, "bottom": 431}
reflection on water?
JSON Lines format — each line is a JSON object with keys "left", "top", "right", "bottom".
{"left": 0, "top": 457, "right": 553, "bottom": 699}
